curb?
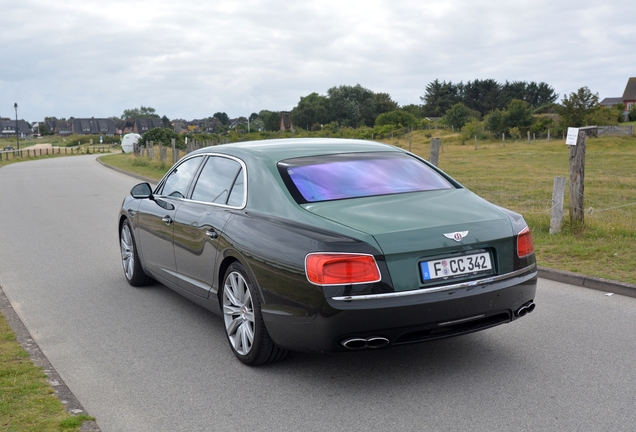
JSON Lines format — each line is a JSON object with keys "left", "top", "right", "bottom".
{"left": 0, "top": 285, "right": 100, "bottom": 431}
{"left": 538, "top": 266, "right": 636, "bottom": 298}
{"left": 95, "top": 156, "right": 158, "bottom": 185}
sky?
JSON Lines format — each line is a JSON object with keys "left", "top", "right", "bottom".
{"left": 1, "top": 0, "right": 635, "bottom": 122}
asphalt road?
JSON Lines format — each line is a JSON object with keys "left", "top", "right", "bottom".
{"left": 1, "top": 155, "right": 635, "bottom": 431}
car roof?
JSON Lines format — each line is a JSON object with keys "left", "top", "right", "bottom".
{"left": 188, "top": 138, "right": 401, "bottom": 163}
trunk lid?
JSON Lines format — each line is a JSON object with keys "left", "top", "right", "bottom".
{"left": 302, "top": 189, "right": 514, "bottom": 291}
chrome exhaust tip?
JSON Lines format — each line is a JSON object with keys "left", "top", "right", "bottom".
{"left": 341, "top": 338, "right": 369, "bottom": 350}
{"left": 515, "top": 301, "right": 535, "bottom": 317}
{"left": 341, "top": 336, "right": 390, "bottom": 350}
{"left": 366, "top": 337, "right": 390, "bottom": 349}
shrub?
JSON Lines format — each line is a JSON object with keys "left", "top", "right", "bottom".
{"left": 374, "top": 110, "right": 418, "bottom": 128}
{"left": 140, "top": 128, "right": 183, "bottom": 149}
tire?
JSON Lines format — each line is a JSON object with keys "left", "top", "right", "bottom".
{"left": 120, "top": 219, "right": 153, "bottom": 286}
{"left": 221, "top": 262, "right": 287, "bottom": 366}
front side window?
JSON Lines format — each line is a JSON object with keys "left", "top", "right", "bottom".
{"left": 158, "top": 156, "right": 203, "bottom": 198}
{"left": 191, "top": 156, "right": 244, "bottom": 207}
{"left": 278, "top": 152, "right": 454, "bottom": 203}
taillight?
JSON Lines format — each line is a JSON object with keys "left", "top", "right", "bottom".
{"left": 305, "top": 253, "right": 381, "bottom": 285}
{"left": 517, "top": 226, "right": 534, "bottom": 258}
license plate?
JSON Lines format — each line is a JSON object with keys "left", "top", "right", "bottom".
{"left": 420, "top": 252, "right": 492, "bottom": 281}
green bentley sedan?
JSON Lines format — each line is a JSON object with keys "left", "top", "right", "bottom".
{"left": 119, "top": 138, "right": 537, "bottom": 365}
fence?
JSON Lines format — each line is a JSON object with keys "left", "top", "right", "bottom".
{"left": 597, "top": 125, "right": 634, "bottom": 136}
{"left": 0, "top": 146, "right": 112, "bottom": 161}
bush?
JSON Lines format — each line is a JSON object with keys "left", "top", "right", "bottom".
{"left": 460, "top": 119, "right": 486, "bottom": 143}
{"left": 508, "top": 127, "right": 522, "bottom": 139}
{"left": 140, "top": 128, "right": 183, "bottom": 149}
{"left": 374, "top": 110, "right": 418, "bottom": 128}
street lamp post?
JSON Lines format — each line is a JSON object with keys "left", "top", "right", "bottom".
{"left": 14, "top": 103, "right": 20, "bottom": 150}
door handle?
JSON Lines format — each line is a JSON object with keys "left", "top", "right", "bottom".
{"left": 162, "top": 216, "right": 173, "bottom": 225}
{"left": 206, "top": 229, "right": 219, "bottom": 239}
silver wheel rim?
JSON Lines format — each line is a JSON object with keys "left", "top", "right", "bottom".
{"left": 120, "top": 224, "right": 134, "bottom": 281}
{"left": 222, "top": 271, "right": 255, "bottom": 356}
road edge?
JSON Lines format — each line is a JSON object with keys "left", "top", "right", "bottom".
{"left": 538, "top": 266, "right": 636, "bottom": 298}
{"left": 0, "top": 285, "right": 101, "bottom": 432}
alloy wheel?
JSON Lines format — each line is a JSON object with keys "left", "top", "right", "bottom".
{"left": 222, "top": 271, "right": 255, "bottom": 355}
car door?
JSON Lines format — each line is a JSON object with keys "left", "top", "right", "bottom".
{"left": 172, "top": 155, "right": 246, "bottom": 298}
{"left": 135, "top": 156, "right": 205, "bottom": 284}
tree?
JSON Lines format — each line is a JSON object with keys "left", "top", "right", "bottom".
{"left": 630, "top": 105, "right": 636, "bottom": 122}
{"left": 462, "top": 79, "right": 503, "bottom": 116}
{"left": 443, "top": 103, "right": 477, "bottom": 130}
{"left": 259, "top": 110, "right": 281, "bottom": 131}
{"left": 401, "top": 104, "right": 425, "bottom": 119}
{"left": 556, "top": 87, "right": 600, "bottom": 128}
{"left": 375, "top": 92, "right": 399, "bottom": 115}
{"left": 484, "top": 109, "right": 505, "bottom": 135}
{"left": 213, "top": 112, "right": 230, "bottom": 125}
{"left": 121, "top": 106, "right": 160, "bottom": 120}
{"left": 374, "top": 110, "right": 418, "bottom": 128}
{"left": 291, "top": 92, "right": 329, "bottom": 129}
{"left": 504, "top": 99, "right": 535, "bottom": 133}
{"left": 161, "top": 115, "right": 171, "bottom": 128}
{"left": 327, "top": 84, "right": 378, "bottom": 127}
{"left": 421, "top": 79, "right": 461, "bottom": 117}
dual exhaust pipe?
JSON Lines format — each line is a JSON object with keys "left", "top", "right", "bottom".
{"left": 515, "top": 301, "right": 536, "bottom": 317}
{"left": 340, "top": 336, "right": 390, "bottom": 350}
{"left": 341, "top": 301, "right": 536, "bottom": 349}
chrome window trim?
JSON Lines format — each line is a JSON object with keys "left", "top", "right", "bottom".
{"left": 331, "top": 264, "right": 537, "bottom": 301}
{"left": 156, "top": 152, "right": 248, "bottom": 210}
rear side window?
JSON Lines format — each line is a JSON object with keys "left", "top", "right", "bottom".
{"left": 191, "top": 156, "right": 245, "bottom": 207}
{"left": 278, "top": 152, "right": 454, "bottom": 203}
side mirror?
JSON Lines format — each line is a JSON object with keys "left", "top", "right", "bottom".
{"left": 130, "top": 183, "right": 154, "bottom": 199}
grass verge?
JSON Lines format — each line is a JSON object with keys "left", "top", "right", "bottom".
{"left": 0, "top": 311, "right": 94, "bottom": 431}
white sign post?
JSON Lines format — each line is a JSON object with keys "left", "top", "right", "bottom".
{"left": 566, "top": 127, "right": 579, "bottom": 145}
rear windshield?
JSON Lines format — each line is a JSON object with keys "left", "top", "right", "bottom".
{"left": 278, "top": 152, "right": 454, "bottom": 203}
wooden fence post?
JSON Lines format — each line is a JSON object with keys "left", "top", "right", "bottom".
{"left": 569, "top": 131, "right": 586, "bottom": 224}
{"left": 550, "top": 176, "right": 566, "bottom": 234}
{"left": 172, "top": 138, "right": 177, "bottom": 163}
{"left": 160, "top": 146, "right": 167, "bottom": 164}
{"left": 430, "top": 138, "right": 441, "bottom": 166}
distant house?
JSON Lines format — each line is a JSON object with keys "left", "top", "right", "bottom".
{"left": 133, "top": 118, "right": 164, "bottom": 134}
{"left": 600, "top": 77, "right": 636, "bottom": 120}
{"left": 45, "top": 118, "right": 72, "bottom": 136}
{"left": 190, "top": 118, "right": 224, "bottom": 133}
{"left": 228, "top": 118, "right": 247, "bottom": 129}
{"left": 0, "top": 119, "right": 32, "bottom": 138}
{"left": 71, "top": 118, "right": 117, "bottom": 136}
{"left": 280, "top": 111, "right": 293, "bottom": 131}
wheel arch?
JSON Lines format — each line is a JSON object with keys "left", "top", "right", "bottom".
{"left": 216, "top": 250, "right": 265, "bottom": 301}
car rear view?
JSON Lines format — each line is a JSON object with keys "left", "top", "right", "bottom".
{"left": 277, "top": 149, "right": 537, "bottom": 350}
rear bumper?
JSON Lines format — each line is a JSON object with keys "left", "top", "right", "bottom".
{"left": 263, "top": 266, "right": 537, "bottom": 353}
